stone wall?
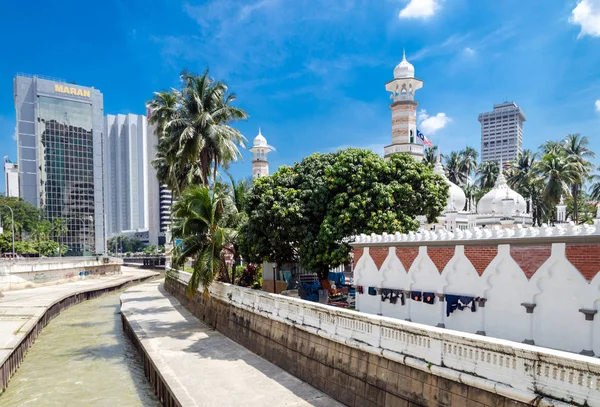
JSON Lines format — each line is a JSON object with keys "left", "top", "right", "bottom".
{"left": 352, "top": 224, "right": 600, "bottom": 356}
{"left": 165, "top": 272, "right": 598, "bottom": 407}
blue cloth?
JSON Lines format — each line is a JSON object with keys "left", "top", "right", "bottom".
{"left": 446, "top": 295, "right": 476, "bottom": 317}
{"left": 328, "top": 271, "right": 346, "bottom": 286}
{"left": 368, "top": 286, "right": 377, "bottom": 296}
{"left": 283, "top": 270, "right": 293, "bottom": 290}
{"left": 301, "top": 281, "right": 321, "bottom": 302}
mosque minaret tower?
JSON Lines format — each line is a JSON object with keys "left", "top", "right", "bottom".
{"left": 249, "top": 128, "right": 274, "bottom": 179}
{"left": 384, "top": 50, "right": 424, "bottom": 161}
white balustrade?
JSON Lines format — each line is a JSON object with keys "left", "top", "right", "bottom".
{"left": 170, "top": 270, "right": 600, "bottom": 407}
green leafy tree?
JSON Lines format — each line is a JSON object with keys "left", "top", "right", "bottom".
{"left": 240, "top": 150, "right": 448, "bottom": 279}
{"left": 171, "top": 185, "right": 237, "bottom": 294}
{"left": 445, "top": 151, "right": 466, "bottom": 185}
{"left": 534, "top": 152, "right": 578, "bottom": 211}
{"left": 423, "top": 146, "right": 442, "bottom": 168}
{"left": 563, "top": 134, "right": 594, "bottom": 223}
{"left": 459, "top": 146, "right": 479, "bottom": 182}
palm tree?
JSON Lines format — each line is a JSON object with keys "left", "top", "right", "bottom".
{"left": 539, "top": 140, "right": 564, "bottom": 155}
{"left": 461, "top": 181, "right": 480, "bottom": 212}
{"left": 423, "top": 146, "right": 442, "bottom": 168}
{"left": 459, "top": 146, "right": 479, "bottom": 183}
{"left": 476, "top": 161, "right": 499, "bottom": 190}
{"left": 147, "top": 69, "right": 248, "bottom": 192}
{"left": 171, "top": 185, "right": 237, "bottom": 294}
{"left": 563, "top": 134, "right": 595, "bottom": 223}
{"left": 506, "top": 150, "right": 538, "bottom": 195}
{"left": 534, "top": 152, "right": 578, "bottom": 211}
{"left": 51, "top": 217, "right": 68, "bottom": 256}
{"left": 445, "top": 151, "right": 466, "bottom": 185}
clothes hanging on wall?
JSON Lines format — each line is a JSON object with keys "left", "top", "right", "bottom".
{"left": 445, "top": 294, "right": 477, "bottom": 317}
{"left": 423, "top": 292, "right": 435, "bottom": 305}
{"left": 410, "top": 291, "right": 422, "bottom": 301}
{"left": 357, "top": 285, "right": 364, "bottom": 294}
{"left": 368, "top": 286, "right": 377, "bottom": 296}
{"left": 380, "top": 289, "right": 404, "bottom": 305}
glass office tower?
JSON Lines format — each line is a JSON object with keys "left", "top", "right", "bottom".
{"left": 14, "top": 74, "right": 105, "bottom": 255}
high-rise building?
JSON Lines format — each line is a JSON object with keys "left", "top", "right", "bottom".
{"left": 103, "top": 114, "right": 151, "bottom": 240}
{"left": 384, "top": 51, "right": 424, "bottom": 161}
{"left": 3, "top": 157, "right": 19, "bottom": 198}
{"left": 478, "top": 102, "right": 526, "bottom": 165}
{"left": 14, "top": 74, "right": 105, "bottom": 255}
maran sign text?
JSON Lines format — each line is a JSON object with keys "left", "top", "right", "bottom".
{"left": 54, "top": 84, "right": 91, "bottom": 98}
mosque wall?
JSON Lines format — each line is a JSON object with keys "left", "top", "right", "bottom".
{"left": 352, "top": 222, "right": 600, "bottom": 356}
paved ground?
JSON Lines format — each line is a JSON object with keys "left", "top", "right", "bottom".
{"left": 121, "top": 280, "right": 343, "bottom": 407}
{"left": 0, "top": 267, "right": 158, "bottom": 366}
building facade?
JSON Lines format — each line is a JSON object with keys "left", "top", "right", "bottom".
{"left": 14, "top": 74, "right": 105, "bottom": 255}
{"left": 384, "top": 51, "right": 424, "bottom": 160}
{"left": 249, "top": 128, "right": 274, "bottom": 179}
{"left": 103, "top": 114, "right": 150, "bottom": 240}
{"left": 478, "top": 102, "right": 526, "bottom": 164}
{"left": 3, "top": 157, "right": 19, "bottom": 198}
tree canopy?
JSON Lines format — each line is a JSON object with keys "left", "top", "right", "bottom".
{"left": 239, "top": 149, "right": 448, "bottom": 278}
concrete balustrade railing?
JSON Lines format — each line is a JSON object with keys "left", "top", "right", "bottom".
{"left": 351, "top": 220, "right": 600, "bottom": 245}
{"left": 172, "top": 270, "right": 600, "bottom": 407}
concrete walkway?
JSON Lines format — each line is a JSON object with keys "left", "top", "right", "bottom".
{"left": 0, "top": 267, "right": 158, "bottom": 368}
{"left": 121, "top": 280, "right": 343, "bottom": 407}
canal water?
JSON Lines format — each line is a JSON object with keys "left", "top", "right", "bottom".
{"left": 0, "top": 289, "right": 162, "bottom": 406}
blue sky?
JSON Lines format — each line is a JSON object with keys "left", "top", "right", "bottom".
{"left": 1, "top": 0, "right": 599, "bottom": 191}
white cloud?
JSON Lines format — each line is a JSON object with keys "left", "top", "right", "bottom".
{"left": 399, "top": 0, "right": 440, "bottom": 19}
{"left": 596, "top": 99, "right": 600, "bottom": 112}
{"left": 418, "top": 109, "right": 451, "bottom": 135}
{"left": 463, "top": 47, "right": 475, "bottom": 56}
{"left": 570, "top": 0, "right": 600, "bottom": 38}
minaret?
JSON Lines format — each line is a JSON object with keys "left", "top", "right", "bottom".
{"left": 384, "top": 50, "right": 424, "bottom": 161}
{"left": 249, "top": 128, "right": 274, "bottom": 179}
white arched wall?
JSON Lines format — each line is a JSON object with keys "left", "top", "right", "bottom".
{"left": 355, "top": 248, "right": 383, "bottom": 315}
{"left": 481, "top": 245, "right": 529, "bottom": 343}
{"left": 407, "top": 247, "right": 442, "bottom": 326}
{"left": 530, "top": 243, "right": 591, "bottom": 353}
{"left": 442, "top": 246, "right": 482, "bottom": 334}
{"left": 380, "top": 247, "right": 409, "bottom": 320}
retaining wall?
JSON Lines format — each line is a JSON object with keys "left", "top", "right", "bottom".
{"left": 165, "top": 272, "right": 600, "bottom": 407}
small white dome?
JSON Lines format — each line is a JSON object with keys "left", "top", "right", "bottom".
{"left": 253, "top": 128, "right": 267, "bottom": 147}
{"left": 434, "top": 160, "right": 466, "bottom": 212}
{"left": 477, "top": 172, "right": 527, "bottom": 215}
{"left": 394, "top": 50, "right": 415, "bottom": 79}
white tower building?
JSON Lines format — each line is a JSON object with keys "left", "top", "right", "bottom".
{"left": 249, "top": 128, "right": 274, "bottom": 179}
{"left": 384, "top": 50, "right": 424, "bottom": 161}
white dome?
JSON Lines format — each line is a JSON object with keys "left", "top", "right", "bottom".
{"left": 476, "top": 172, "right": 527, "bottom": 215}
{"left": 434, "top": 160, "right": 466, "bottom": 213}
{"left": 394, "top": 50, "right": 415, "bottom": 79}
{"left": 253, "top": 128, "right": 267, "bottom": 147}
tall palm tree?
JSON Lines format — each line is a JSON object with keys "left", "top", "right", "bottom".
{"left": 445, "top": 151, "right": 466, "bottom": 185}
{"left": 147, "top": 69, "right": 248, "bottom": 192}
{"left": 459, "top": 146, "right": 479, "bottom": 183}
{"left": 171, "top": 185, "right": 237, "bottom": 294}
{"left": 51, "top": 217, "right": 68, "bottom": 256}
{"left": 506, "top": 150, "right": 538, "bottom": 195}
{"left": 461, "top": 181, "right": 480, "bottom": 212}
{"left": 534, "top": 152, "right": 578, "bottom": 211}
{"left": 423, "top": 146, "right": 442, "bottom": 168}
{"left": 563, "top": 134, "right": 595, "bottom": 223}
{"left": 539, "top": 140, "right": 564, "bottom": 155}
{"left": 476, "top": 161, "right": 499, "bottom": 190}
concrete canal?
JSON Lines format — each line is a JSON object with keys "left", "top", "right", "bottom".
{"left": 0, "top": 289, "right": 162, "bottom": 406}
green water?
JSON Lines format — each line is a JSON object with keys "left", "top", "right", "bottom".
{"left": 0, "top": 290, "right": 162, "bottom": 407}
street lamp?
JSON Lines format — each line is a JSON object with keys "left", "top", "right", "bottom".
{"left": 0, "top": 204, "right": 16, "bottom": 257}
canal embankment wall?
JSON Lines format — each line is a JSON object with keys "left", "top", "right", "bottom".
{"left": 0, "top": 257, "right": 122, "bottom": 291}
{"left": 164, "top": 270, "right": 600, "bottom": 407}
{"left": 0, "top": 267, "right": 157, "bottom": 394}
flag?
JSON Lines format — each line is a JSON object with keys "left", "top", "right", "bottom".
{"left": 416, "top": 129, "right": 433, "bottom": 147}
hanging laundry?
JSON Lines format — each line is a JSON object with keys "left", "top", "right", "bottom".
{"left": 357, "top": 285, "right": 364, "bottom": 294}
{"left": 423, "top": 292, "right": 435, "bottom": 305}
{"left": 394, "top": 290, "right": 405, "bottom": 305}
{"left": 381, "top": 288, "right": 392, "bottom": 302}
{"left": 445, "top": 295, "right": 477, "bottom": 317}
{"left": 368, "top": 286, "right": 377, "bottom": 296}
{"left": 410, "top": 291, "right": 422, "bottom": 302}
{"left": 380, "top": 289, "right": 403, "bottom": 305}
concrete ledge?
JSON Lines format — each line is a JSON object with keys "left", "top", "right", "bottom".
{"left": 0, "top": 268, "right": 158, "bottom": 393}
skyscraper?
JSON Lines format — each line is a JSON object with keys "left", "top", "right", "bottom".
{"left": 103, "top": 114, "right": 150, "bottom": 240}
{"left": 3, "top": 157, "right": 19, "bottom": 198}
{"left": 14, "top": 74, "right": 105, "bottom": 255}
{"left": 478, "top": 102, "right": 526, "bottom": 165}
